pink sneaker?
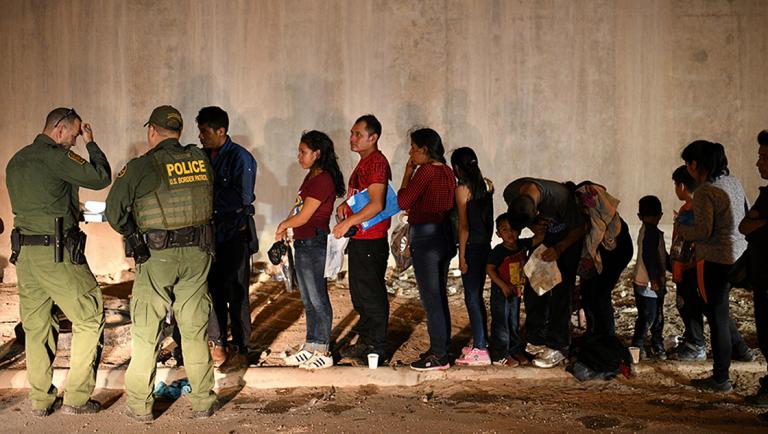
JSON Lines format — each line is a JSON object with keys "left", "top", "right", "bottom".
{"left": 455, "top": 348, "right": 491, "bottom": 366}
{"left": 460, "top": 345, "right": 473, "bottom": 356}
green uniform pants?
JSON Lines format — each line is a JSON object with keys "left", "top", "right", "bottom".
{"left": 16, "top": 246, "right": 104, "bottom": 409}
{"left": 125, "top": 247, "right": 216, "bottom": 415}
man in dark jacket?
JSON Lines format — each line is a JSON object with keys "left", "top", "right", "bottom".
{"left": 742, "top": 130, "right": 768, "bottom": 407}
{"left": 197, "top": 106, "right": 258, "bottom": 371}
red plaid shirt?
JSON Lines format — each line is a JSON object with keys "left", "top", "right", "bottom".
{"left": 397, "top": 164, "right": 456, "bottom": 224}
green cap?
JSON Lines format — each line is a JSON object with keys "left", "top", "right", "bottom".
{"left": 143, "top": 105, "right": 183, "bottom": 131}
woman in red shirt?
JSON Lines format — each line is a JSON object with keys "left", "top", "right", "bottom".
{"left": 275, "top": 130, "right": 345, "bottom": 370}
{"left": 397, "top": 128, "right": 457, "bottom": 371}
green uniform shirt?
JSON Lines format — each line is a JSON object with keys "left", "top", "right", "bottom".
{"left": 6, "top": 134, "right": 111, "bottom": 235}
{"left": 105, "top": 138, "right": 212, "bottom": 235}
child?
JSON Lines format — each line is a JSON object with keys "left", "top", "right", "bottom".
{"left": 669, "top": 166, "right": 706, "bottom": 361}
{"left": 486, "top": 213, "right": 533, "bottom": 367}
{"left": 631, "top": 195, "right": 668, "bottom": 360}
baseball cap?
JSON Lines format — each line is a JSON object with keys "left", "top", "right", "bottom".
{"left": 144, "top": 105, "right": 183, "bottom": 131}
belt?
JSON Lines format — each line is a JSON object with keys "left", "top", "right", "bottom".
{"left": 409, "top": 222, "right": 444, "bottom": 238}
{"left": 19, "top": 234, "right": 53, "bottom": 246}
{"left": 145, "top": 225, "right": 207, "bottom": 250}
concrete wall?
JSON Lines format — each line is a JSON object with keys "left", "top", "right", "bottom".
{"left": 1, "top": 0, "right": 767, "bottom": 281}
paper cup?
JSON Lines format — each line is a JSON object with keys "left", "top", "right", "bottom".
{"left": 628, "top": 346, "right": 640, "bottom": 364}
{"left": 367, "top": 353, "right": 379, "bottom": 369}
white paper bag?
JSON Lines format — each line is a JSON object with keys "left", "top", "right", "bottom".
{"left": 523, "top": 245, "right": 562, "bottom": 296}
{"left": 324, "top": 234, "right": 349, "bottom": 278}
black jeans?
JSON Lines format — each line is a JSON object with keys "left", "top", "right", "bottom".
{"left": 207, "top": 230, "right": 252, "bottom": 354}
{"left": 490, "top": 284, "right": 523, "bottom": 360}
{"left": 523, "top": 237, "right": 582, "bottom": 354}
{"left": 632, "top": 291, "right": 664, "bottom": 349}
{"left": 348, "top": 237, "right": 390, "bottom": 354}
{"left": 754, "top": 285, "right": 768, "bottom": 372}
{"left": 410, "top": 223, "right": 455, "bottom": 358}
{"left": 676, "top": 268, "right": 705, "bottom": 347}
{"left": 701, "top": 261, "right": 749, "bottom": 382}
{"left": 580, "top": 219, "right": 633, "bottom": 337}
{"left": 461, "top": 244, "right": 491, "bottom": 349}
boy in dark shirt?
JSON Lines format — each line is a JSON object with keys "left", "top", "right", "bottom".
{"left": 487, "top": 213, "right": 533, "bottom": 367}
{"left": 631, "top": 196, "right": 668, "bottom": 360}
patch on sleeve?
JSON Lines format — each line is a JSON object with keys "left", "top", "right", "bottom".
{"left": 117, "top": 165, "right": 127, "bottom": 178}
{"left": 67, "top": 151, "right": 86, "bottom": 165}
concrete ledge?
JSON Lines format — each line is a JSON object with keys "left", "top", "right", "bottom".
{"left": 0, "top": 360, "right": 764, "bottom": 390}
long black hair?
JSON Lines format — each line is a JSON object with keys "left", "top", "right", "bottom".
{"left": 410, "top": 128, "right": 446, "bottom": 163}
{"left": 450, "top": 147, "right": 488, "bottom": 199}
{"left": 300, "top": 130, "right": 346, "bottom": 198}
{"left": 681, "top": 140, "right": 729, "bottom": 182}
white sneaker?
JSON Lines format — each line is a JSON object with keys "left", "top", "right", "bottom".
{"left": 532, "top": 348, "right": 565, "bottom": 368}
{"left": 283, "top": 349, "right": 313, "bottom": 366}
{"left": 300, "top": 352, "right": 334, "bottom": 370}
{"left": 525, "top": 343, "right": 547, "bottom": 355}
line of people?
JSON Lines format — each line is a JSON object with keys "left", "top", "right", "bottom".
{"left": 5, "top": 104, "right": 768, "bottom": 422}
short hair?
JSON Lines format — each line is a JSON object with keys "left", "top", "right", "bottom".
{"left": 495, "top": 212, "right": 514, "bottom": 230}
{"left": 151, "top": 124, "right": 180, "bottom": 138}
{"left": 758, "top": 130, "right": 768, "bottom": 146}
{"left": 638, "top": 195, "right": 662, "bottom": 217}
{"left": 44, "top": 107, "right": 81, "bottom": 130}
{"left": 507, "top": 195, "right": 537, "bottom": 230}
{"left": 196, "top": 106, "right": 229, "bottom": 132}
{"left": 354, "top": 114, "right": 381, "bottom": 140}
{"left": 672, "top": 165, "right": 697, "bottom": 192}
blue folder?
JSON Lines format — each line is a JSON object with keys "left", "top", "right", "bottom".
{"left": 346, "top": 182, "right": 401, "bottom": 230}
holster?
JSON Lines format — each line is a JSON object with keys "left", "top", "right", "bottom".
{"left": 125, "top": 232, "right": 151, "bottom": 264}
{"left": 65, "top": 229, "right": 87, "bottom": 265}
{"left": 9, "top": 228, "right": 21, "bottom": 265}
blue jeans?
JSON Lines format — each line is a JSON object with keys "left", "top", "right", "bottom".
{"left": 410, "top": 223, "right": 455, "bottom": 358}
{"left": 490, "top": 284, "right": 523, "bottom": 360}
{"left": 461, "top": 244, "right": 491, "bottom": 349}
{"left": 294, "top": 233, "right": 333, "bottom": 352}
{"left": 631, "top": 291, "right": 665, "bottom": 349}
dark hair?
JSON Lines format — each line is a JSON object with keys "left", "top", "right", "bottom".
{"left": 638, "top": 195, "right": 662, "bottom": 217}
{"left": 451, "top": 147, "right": 488, "bottom": 199}
{"left": 354, "top": 114, "right": 381, "bottom": 141}
{"left": 45, "top": 107, "right": 81, "bottom": 130}
{"left": 672, "top": 165, "right": 697, "bottom": 193}
{"left": 300, "top": 130, "right": 346, "bottom": 198}
{"left": 680, "top": 140, "right": 729, "bottom": 181}
{"left": 758, "top": 130, "right": 768, "bottom": 146}
{"left": 507, "top": 195, "right": 537, "bottom": 230}
{"left": 196, "top": 106, "right": 229, "bottom": 132}
{"left": 495, "top": 212, "right": 515, "bottom": 230}
{"left": 410, "top": 128, "right": 446, "bottom": 163}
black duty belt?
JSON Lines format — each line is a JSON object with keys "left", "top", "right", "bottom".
{"left": 145, "top": 225, "right": 205, "bottom": 250}
{"left": 19, "top": 234, "right": 54, "bottom": 246}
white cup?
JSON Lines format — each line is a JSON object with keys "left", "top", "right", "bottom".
{"left": 367, "top": 353, "right": 379, "bottom": 369}
{"left": 628, "top": 346, "right": 640, "bottom": 364}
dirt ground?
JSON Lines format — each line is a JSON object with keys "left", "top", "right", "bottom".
{"left": 0, "top": 262, "right": 766, "bottom": 432}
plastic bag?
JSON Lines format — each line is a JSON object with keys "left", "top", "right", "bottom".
{"left": 523, "top": 245, "right": 562, "bottom": 296}
{"left": 275, "top": 242, "right": 299, "bottom": 293}
{"left": 153, "top": 379, "right": 191, "bottom": 399}
{"left": 389, "top": 213, "right": 411, "bottom": 274}
{"left": 325, "top": 234, "right": 349, "bottom": 278}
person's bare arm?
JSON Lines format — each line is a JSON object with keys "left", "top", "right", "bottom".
{"left": 275, "top": 197, "right": 322, "bottom": 241}
{"left": 487, "top": 264, "right": 513, "bottom": 297}
{"left": 542, "top": 223, "right": 588, "bottom": 262}
{"left": 456, "top": 185, "right": 471, "bottom": 274}
{"left": 739, "top": 209, "right": 767, "bottom": 236}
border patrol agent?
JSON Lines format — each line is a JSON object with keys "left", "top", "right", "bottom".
{"left": 6, "top": 107, "right": 111, "bottom": 416}
{"left": 105, "top": 106, "right": 217, "bottom": 422}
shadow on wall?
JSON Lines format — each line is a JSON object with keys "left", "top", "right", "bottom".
{"left": 390, "top": 103, "right": 429, "bottom": 182}
{"left": 256, "top": 72, "right": 346, "bottom": 241}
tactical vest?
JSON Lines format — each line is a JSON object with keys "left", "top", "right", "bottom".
{"left": 133, "top": 145, "right": 213, "bottom": 231}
